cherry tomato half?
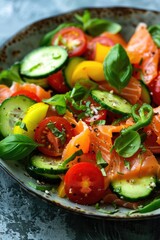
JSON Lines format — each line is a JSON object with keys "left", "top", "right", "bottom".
{"left": 34, "top": 116, "right": 74, "bottom": 156}
{"left": 12, "top": 89, "right": 41, "bottom": 102}
{"left": 47, "top": 70, "right": 69, "bottom": 93}
{"left": 64, "top": 162, "right": 105, "bottom": 205}
{"left": 148, "top": 74, "right": 160, "bottom": 106}
{"left": 85, "top": 36, "right": 114, "bottom": 60}
{"left": 52, "top": 27, "right": 87, "bottom": 57}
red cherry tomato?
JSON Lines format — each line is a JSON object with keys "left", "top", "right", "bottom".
{"left": 47, "top": 71, "right": 69, "bottom": 93}
{"left": 34, "top": 116, "right": 74, "bottom": 157}
{"left": 85, "top": 36, "right": 114, "bottom": 60}
{"left": 11, "top": 89, "right": 41, "bottom": 102}
{"left": 52, "top": 27, "right": 87, "bottom": 57}
{"left": 148, "top": 74, "right": 160, "bottom": 106}
{"left": 64, "top": 162, "right": 105, "bottom": 205}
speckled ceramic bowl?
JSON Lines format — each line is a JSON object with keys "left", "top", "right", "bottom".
{"left": 0, "top": 7, "right": 160, "bottom": 220}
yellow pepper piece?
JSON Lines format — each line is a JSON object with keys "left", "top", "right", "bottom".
{"left": 71, "top": 61, "right": 105, "bottom": 86}
{"left": 57, "top": 180, "right": 66, "bottom": 198}
{"left": 94, "top": 43, "right": 111, "bottom": 62}
{"left": 13, "top": 102, "right": 49, "bottom": 139}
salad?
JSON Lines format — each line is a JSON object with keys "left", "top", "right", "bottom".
{"left": 0, "top": 10, "right": 160, "bottom": 215}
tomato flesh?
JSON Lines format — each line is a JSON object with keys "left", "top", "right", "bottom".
{"left": 64, "top": 162, "right": 105, "bottom": 205}
{"left": 12, "top": 89, "right": 41, "bottom": 102}
{"left": 34, "top": 116, "right": 74, "bottom": 156}
{"left": 47, "top": 70, "right": 69, "bottom": 93}
{"left": 52, "top": 27, "right": 87, "bottom": 57}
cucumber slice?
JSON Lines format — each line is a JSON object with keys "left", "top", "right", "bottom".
{"left": 91, "top": 89, "right": 132, "bottom": 115}
{"left": 20, "top": 46, "right": 68, "bottom": 79}
{"left": 63, "top": 57, "right": 84, "bottom": 88}
{"left": 27, "top": 167, "right": 60, "bottom": 182}
{"left": 23, "top": 76, "right": 49, "bottom": 88}
{"left": 111, "top": 176, "right": 156, "bottom": 201}
{"left": 140, "top": 80, "right": 151, "bottom": 104}
{"left": 28, "top": 154, "right": 68, "bottom": 175}
{"left": 0, "top": 96, "right": 35, "bottom": 137}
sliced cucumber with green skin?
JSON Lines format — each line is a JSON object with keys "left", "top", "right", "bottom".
{"left": 91, "top": 89, "right": 132, "bottom": 115}
{"left": 0, "top": 96, "right": 35, "bottom": 137}
{"left": 111, "top": 176, "right": 156, "bottom": 201}
{"left": 27, "top": 166, "right": 61, "bottom": 182}
{"left": 140, "top": 80, "right": 151, "bottom": 104}
{"left": 23, "top": 76, "right": 49, "bottom": 88}
{"left": 63, "top": 57, "right": 84, "bottom": 88}
{"left": 20, "top": 46, "right": 68, "bottom": 79}
{"left": 28, "top": 154, "right": 68, "bottom": 175}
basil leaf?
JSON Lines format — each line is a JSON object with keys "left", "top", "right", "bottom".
{"left": 0, "top": 62, "right": 23, "bottom": 86}
{"left": 75, "top": 10, "right": 121, "bottom": 36}
{"left": 96, "top": 150, "right": 108, "bottom": 168}
{"left": 0, "top": 134, "right": 39, "bottom": 161}
{"left": 43, "top": 94, "right": 67, "bottom": 115}
{"left": 148, "top": 24, "right": 160, "bottom": 47}
{"left": 84, "top": 18, "right": 121, "bottom": 36}
{"left": 103, "top": 44, "right": 132, "bottom": 91}
{"left": 74, "top": 10, "right": 91, "bottom": 25}
{"left": 113, "top": 130, "right": 141, "bottom": 158}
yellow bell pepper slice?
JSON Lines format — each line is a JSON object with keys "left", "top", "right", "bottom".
{"left": 13, "top": 102, "right": 49, "bottom": 139}
{"left": 57, "top": 180, "right": 66, "bottom": 198}
{"left": 71, "top": 61, "right": 105, "bottom": 86}
{"left": 94, "top": 43, "right": 111, "bottom": 62}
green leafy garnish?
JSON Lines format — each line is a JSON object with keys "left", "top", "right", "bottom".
{"left": 148, "top": 24, "right": 160, "bottom": 47}
{"left": 112, "top": 104, "right": 153, "bottom": 158}
{"left": 43, "top": 82, "right": 95, "bottom": 116}
{"left": 43, "top": 94, "right": 66, "bottom": 115}
{"left": 129, "top": 197, "right": 160, "bottom": 215}
{"left": 15, "top": 121, "right": 28, "bottom": 131}
{"left": 96, "top": 150, "right": 108, "bottom": 168}
{"left": 0, "top": 62, "right": 23, "bottom": 86}
{"left": 75, "top": 10, "right": 121, "bottom": 36}
{"left": 47, "top": 122, "right": 66, "bottom": 145}
{"left": 103, "top": 44, "right": 132, "bottom": 91}
{"left": 124, "top": 159, "right": 130, "bottom": 170}
{"left": 113, "top": 130, "right": 141, "bottom": 158}
{"left": 0, "top": 134, "right": 39, "bottom": 161}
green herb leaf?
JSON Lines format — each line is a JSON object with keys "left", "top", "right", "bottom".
{"left": 47, "top": 122, "right": 66, "bottom": 145}
{"left": 148, "top": 24, "right": 160, "bottom": 47}
{"left": 129, "top": 197, "right": 160, "bottom": 215}
{"left": 43, "top": 94, "right": 66, "bottom": 115}
{"left": 0, "top": 134, "right": 39, "bottom": 161}
{"left": 62, "top": 149, "right": 83, "bottom": 167}
{"left": 124, "top": 159, "right": 130, "bottom": 170}
{"left": 0, "top": 62, "right": 23, "bottom": 86}
{"left": 113, "top": 130, "right": 141, "bottom": 158}
{"left": 96, "top": 150, "right": 108, "bottom": 168}
{"left": 15, "top": 121, "right": 28, "bottom": 131}
{"left": 75, "top": 10, "right": 121, "bottom": 36}
{"left": 103, "top": 44, "right": 132, "bottom": 91}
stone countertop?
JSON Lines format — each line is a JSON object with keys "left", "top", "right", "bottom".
{"left": 1, "top": 1, "right": 160, "bottom": 239}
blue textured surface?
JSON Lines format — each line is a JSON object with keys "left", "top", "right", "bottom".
{"left": 1, "top": 1, "right": 160, "bottom": 239}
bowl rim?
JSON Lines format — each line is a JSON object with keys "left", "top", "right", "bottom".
{"left": 1, "top": 6, "right": 160, "bottom": 220}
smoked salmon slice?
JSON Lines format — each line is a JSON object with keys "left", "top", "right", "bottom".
{"left": 10, "top": 82, "right": 51, "bottom": 100}
{"left": 0, "top": 85, "right": 11, "bottom": 103}
{"left": 99, "top": 76, "right": 141, "bottom": 105}
{"left": 126, "top": 23, "right": 159, "bottom": 85}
